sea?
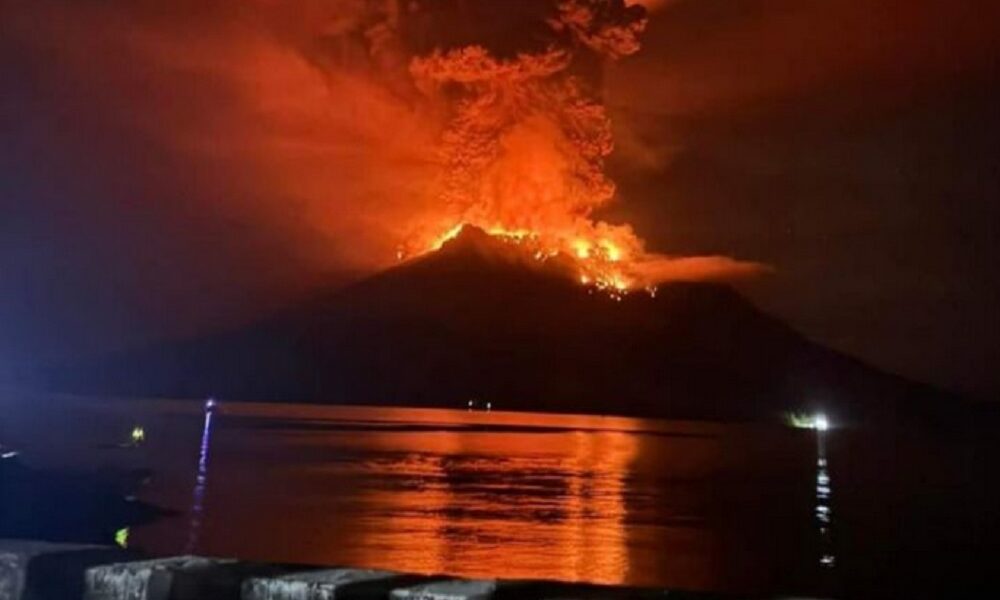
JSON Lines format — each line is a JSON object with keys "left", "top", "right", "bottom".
{"left": 1, "top": 389, "right": 997, "bottom": 598}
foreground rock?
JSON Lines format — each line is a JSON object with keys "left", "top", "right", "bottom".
{"left": 243, "top": 569, "right": 415, "bottom": 600}
{"left": 85, "top": 556, "right": 296, "bottom": 600}
{"left": 0, "top": 541, "right": 783, "bottom": 599}
{"left": 0, "top": 540, "right": 128, "bottom": 600}
{"left": 389, "top": 579, "right": 496, "bottom": 600}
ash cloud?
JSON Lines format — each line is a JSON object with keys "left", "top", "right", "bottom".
{"left": 0, "top": 0, "right": 766, "bottom": 367}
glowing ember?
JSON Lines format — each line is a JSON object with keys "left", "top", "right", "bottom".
{"left": 395, "top": 2, "right": 670, "bottom": 295}
{"left": 430, "top": 224, "right": 538, "bottom": 252}
{"left": 391, "top": 1, "right": 766, "bottom": 292}
{"left": 418, "top": 221, "right": 646, "bottom": 295}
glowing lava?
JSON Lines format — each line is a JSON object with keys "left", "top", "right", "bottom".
{"left": 421, "top": 222, "right": 642, "bottom": 298}
{"left": 391, "top": 2, "right": 764, "bottom": 294}
{"left": 391, "top": 2, "right": 656, "bottom": 297}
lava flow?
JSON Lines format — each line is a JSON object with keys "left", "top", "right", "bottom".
{"left": 427, "top": 222, "right": 640, "bottom": 296}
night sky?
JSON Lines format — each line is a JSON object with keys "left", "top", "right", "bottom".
{"left": 2, "top": 0, "right": 999, "bottom": 399}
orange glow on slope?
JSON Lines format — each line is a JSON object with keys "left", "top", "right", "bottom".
{"left": 418, "top": 221, "right": 641, "bottom": 296}
{"left": 409, "top": 217, "right": 768, "bottom": 296}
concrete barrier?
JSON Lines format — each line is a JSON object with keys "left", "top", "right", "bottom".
{"left": 0, "top": 539, "right": 128, "bottom": 600}
{"left": 243, "top": 568, "right": 405, "bottom": 600}
{"left": 389, "top": 580, "right": 497, "bottom": 600}
{"left": 1, "top": 541, "right": 816, "bottom": 600}
{"left": 84, "top": 556, "right": 298, "bottom": 600}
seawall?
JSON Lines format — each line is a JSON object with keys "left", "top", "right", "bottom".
{"left": 1, "top": 539, "right": 807, "bottom": 600}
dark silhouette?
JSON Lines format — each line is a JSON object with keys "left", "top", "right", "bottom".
{"left": 44, "top": 226, "right": 962, "bottom": 424}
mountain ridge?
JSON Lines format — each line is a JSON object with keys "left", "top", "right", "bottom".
{"left": 42, "top": 226, "right": 959, "bottom": 424}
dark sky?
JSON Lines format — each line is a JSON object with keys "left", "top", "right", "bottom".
{"left": 605, "top": 0, "right": 1000, "bottom": 398}
{"left": 2, "top": 0, "right": 999, "bottom": 398}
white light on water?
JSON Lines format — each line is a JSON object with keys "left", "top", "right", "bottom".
{"left": 814, "top": 413, "right": 829, "bottom": 432}
{"left": 783, "top": 411, "right": 832, "bottom": 431}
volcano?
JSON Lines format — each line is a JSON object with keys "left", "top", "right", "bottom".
{"left": 46, "top": 226, "right": 954, "bottom": 423}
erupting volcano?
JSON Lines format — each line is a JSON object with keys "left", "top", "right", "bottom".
{"left": 388, "top": 0, "right": 761, "bottom": 293}
{"left": 425, "top": 223, "right": 640, "bottom": 296}
{"left": 28, "top": 0, "right": 960, "bottom": 426}
{"left": 45, "top": 224, "right": 952, "bottom": 424}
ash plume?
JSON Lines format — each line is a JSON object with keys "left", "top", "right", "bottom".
{"left": 4, "top": 0, "right": 766, "bottom": 316}
{"left": 402, "top": 1, "right": 644, "bottom": 255}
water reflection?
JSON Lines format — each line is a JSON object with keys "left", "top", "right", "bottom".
{"left": 8, "top": 393, "right": 997, "bottom": 597}
{"left": 119, "top": 403, "right": 806, "bottom": 592}
{"left": 185, "top": 399, "right": 215, "bottom": 552}
{"left": 816, "top": 431, "right": 835, "bottom": 570}
{"left": 347, "top": 428, "right": 636, "bottom": 583}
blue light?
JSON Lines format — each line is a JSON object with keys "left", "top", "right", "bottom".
{"left": 186, "top": 400, "right": 214, "bottom": 552}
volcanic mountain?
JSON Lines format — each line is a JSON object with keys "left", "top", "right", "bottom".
{"left": 46, "top": 226, "right": 954, "bottom": 423}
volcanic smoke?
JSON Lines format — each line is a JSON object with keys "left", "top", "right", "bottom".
{"left": 4, "top": 0, "right": 766, "bottom": 300}
{"left": 391, "top": 0, "right": 764, "bottom": 292}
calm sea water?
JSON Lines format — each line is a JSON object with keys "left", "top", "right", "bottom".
{"left": 3, "top": 390, "right": 997, "bottom": 597}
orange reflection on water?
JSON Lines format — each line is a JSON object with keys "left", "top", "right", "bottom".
{"left": 122, "top": 403, "right": 729, "bottom": 589}
{"left": 332, "top": 424, "right": 637, "bottom": 584}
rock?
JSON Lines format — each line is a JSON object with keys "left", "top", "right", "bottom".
{"left": 85, "top": 556, "right": 295, "bottom": 600}
{"left": 0, "top": 539, "right": 127, "bottom": 600}
{"left": 85, "top": 556, "right": 226, "bottom": 600}
{"left": 390, "top": 579, "right": 497, "bottom": 600}
{"left": 242, "top": 568, "right": 400, "bottom": 600}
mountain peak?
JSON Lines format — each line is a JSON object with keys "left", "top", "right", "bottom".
{"left": 437, "top": 224, "right": 496, "bottom": 251}
{"left": 411, "top": 223, "right": 578, "bottom": 283}
{"left": 43, "top": 226, "right": 952, "bottom": 424}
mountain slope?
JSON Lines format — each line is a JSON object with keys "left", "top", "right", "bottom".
{"left": 46, "top": 227, "right": 953, "bottom": 422}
